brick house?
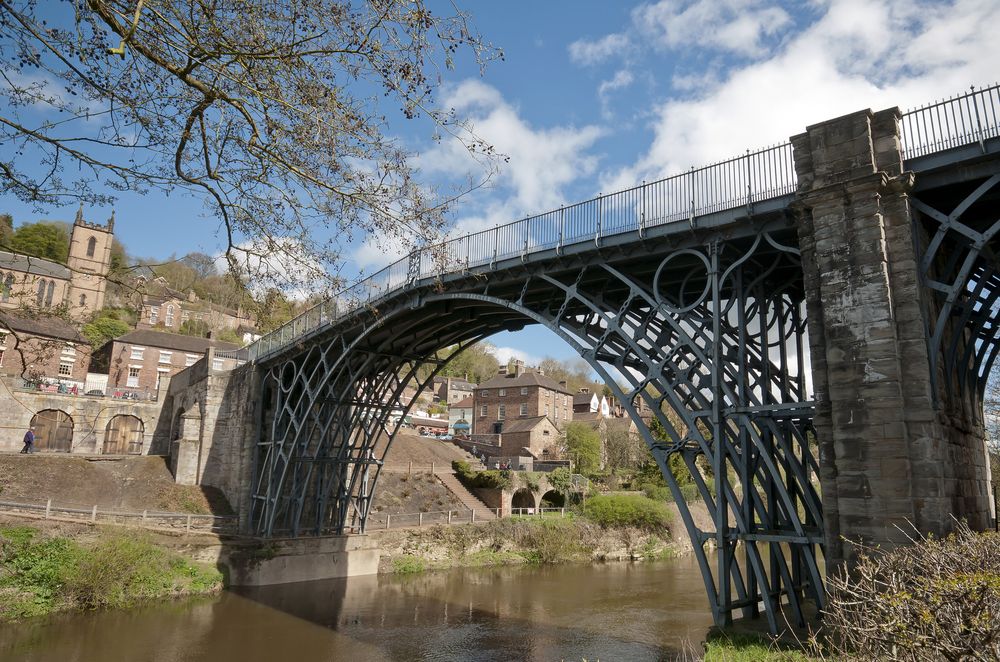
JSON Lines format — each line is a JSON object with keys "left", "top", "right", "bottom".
{"left": 498, "top": 416, "right": 561, "bottom": 458}
{"left": 91, "top": 329, "right": 241, "bottom": 392}
{"left": 0, "top": 313, "right": 91, "bottom": 383}
{"left": 472, "top": 362, "right": 574, "bottom": 435}
{"left": 134, "top": 279, "right": 256, "bottom": 336}
{"left": 433, "top": 376, "right": 476, "bottom": 405}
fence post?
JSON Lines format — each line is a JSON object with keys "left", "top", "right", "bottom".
{"left": 448, "top": 510, "right": 453, "bottom": 524}
{"left": 431, "top": 461, "right": 435, "bottom": 474}
{"left": 407, "top": 461, "right": 412, "bottom": 477}
{"left": 91, "top": 505, "right": 97, "bottom": 523}
{"left": 186, "top": 514, "right": 192, "bottom": 533}
{"left": 561, "top": 507, "right": 565, "bottom": 517}
{"left": 142, "top": 509, "right": 147, "bottom": 525}
{"left": 45, "top": 498, "right": 51, "bottom": 519}
{"left": 386, "top": 514, "right": 391, "bottom": 530}
{"left": 472, "top": 509, "right": 476, "bottom": 523}
{"left": 495, "top": 508, "right": 500, "bottom": 519}
{"left": 595, "top": 194, "right": 603, "bottom": 247}
{"left": 418, "top": 512, "right": 423, "bottom": 527}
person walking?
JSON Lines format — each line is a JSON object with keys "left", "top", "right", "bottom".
{"left": 21, "top": 426, "right": 35, "bottom": 454}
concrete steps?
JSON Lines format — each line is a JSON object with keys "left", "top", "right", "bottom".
{"left": 435, "top": 472, "right": 496, "bottom": 521}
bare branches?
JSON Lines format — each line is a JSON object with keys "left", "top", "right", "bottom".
{"left": 0, "top": 0, "right": 503, "bottom": 293}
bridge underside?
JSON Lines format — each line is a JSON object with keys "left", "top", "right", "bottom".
{"left": 249, "top": 211, "right": 824, "bottom": 631}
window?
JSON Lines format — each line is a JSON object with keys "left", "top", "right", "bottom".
{"left": 181, "top": 311, "right": 190, "bottom": 322}
{"left": 149, "top": 306, "right": 159, "bottom": 324}
{"left": 36, "top": 279, "right": 46, "bottom": 306}
{"left": 212, "top": 358, "right": 224, "bottom": 371}
{"left": 165, "top": 305, "right": 175, "bottom": 327}
{"left": 79, "top": 294, "right": 86, "bottom": 307}
{"left": 45, "top": 281, "right": 54, "bottom": 307}
{"left": 498, "top": 388, "right": 505, "bottom": 396}
{"left": 0, "top": 349, "right": 4, "bottom": 367}
{"left": 185, "top": 354, "right": 199, "bottom": 367}
{"left": 480, "top": 405, "right": 488, "bottom": 417}
{"left": 498, "top": 404, "right": 506, "bottom": 419}
{"left": 86, "top": 236, "right": 96, "bottom": 257}
{"left": 156, "top": 367, "right": 170, "bottom": 389}
{"left": 520, "top": 387, "right": 528, "bottom": 395}
{"left": 58, "top": 363, "right": 72, "bottom": 376}
{"left": 519, "top": 403, "right": 528, "bottom": 416}
{"left": 480, "top": 390, "right": 489, "bottom": 397}
{"left": 158, "top": 350, "right": 173, "bottom": 364}
{"left": 126, "top": 367, "right": 140, "bottom": 388}
{"left": 130, "top": 346, "right": 145, "bottom": 360}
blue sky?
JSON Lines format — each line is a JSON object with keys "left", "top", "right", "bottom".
{"left": 5, "top": 0, "right": 999, "bottom": 367}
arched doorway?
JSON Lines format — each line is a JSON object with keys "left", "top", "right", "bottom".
{"left": 540, "top": 490, "right": 565, "bottom": 508}
{"left": 510, "top": 487, "right": 535, "bottom": 513}
{"left": 104, "top": 415, "right": 144, "bottom": 455}
{"left": 30, "top": 410, "right": 73, "bottom": 452}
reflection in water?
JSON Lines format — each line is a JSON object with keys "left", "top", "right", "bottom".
{"left": 0, "top": 556, "right": 716, "bottom": 662}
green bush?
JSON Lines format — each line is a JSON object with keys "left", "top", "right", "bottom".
{"left": 582, "top": 494, "right": 673, "bottom": 531}
{"left": 640, "top": 482, "right": 671, "bottom": 502}
{"left": 391, "top": 555, "right": 425, "bottom": 574}
{"left": 451, "top": 460, "right": 513, "bottom": 490}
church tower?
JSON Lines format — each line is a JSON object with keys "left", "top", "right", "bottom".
{"left": 66, "top": 205, "right": 114, "bottom": 320}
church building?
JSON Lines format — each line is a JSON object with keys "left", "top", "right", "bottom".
{"left": 0, "top": 206, "right": 114, "bottom": 320}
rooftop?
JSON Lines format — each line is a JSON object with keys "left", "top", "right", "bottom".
{"left": 0, "top": 250, "right": 70, "bottom": 280}
{"left": 110, "top": 329, "right": 241, "bottom": 354}
{"left": 450, "top": 395, "right": 474, "bottom": 409}
{"left": 501, "top": 416, "right": 557, "bottom": 434}
{"left": 478, "top": 370, "right": 572, "bottom": 394}
{"left": 0, "top": 312, "right": 86, "bottom": 344}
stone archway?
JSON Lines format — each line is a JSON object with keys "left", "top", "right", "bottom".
{"left": 103, "top": 415, "right": 144, "bottom": 455}
{"left": 30, "top": 409, "right": 73, "bottom": 452}
{"left": 510, "top": 487, "right": 536, "bottom": 513}
{"left": 540, "top": 490, "right": 565, "bottom": 508}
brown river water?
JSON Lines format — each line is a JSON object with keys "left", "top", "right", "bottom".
{"left": 0, "top": 556, "right": 718, "bottom": 662}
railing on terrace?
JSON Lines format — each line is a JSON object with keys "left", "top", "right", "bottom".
{"left": 0, "top": 498, "right": 237, "bottom": 534}
{"left": 10, "top": 376, "right": 157, "bottom": 402}
{"left": 248, "top": 84, "right": 1000, "bottom": 362}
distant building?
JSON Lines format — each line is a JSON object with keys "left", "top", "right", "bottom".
{"left": 91, "top": 329, "right": 241, "bottom": 391}
{"left": 0, "top": 207, "right": 114, "bottom": 320}
{"left": 472, "top": 360, "right": 574, "bottom": 435}
{"left": 448, "top": 395, "right": 474, "bottom": 435}
{"left": 497, "top": 415, "right": 561, "bottom": 458}
{"left": 0, "top": 313, "right": 91, "bottom": 383}
{"left": 433, "top": 376, "right": 476, "bottom": 405}
{"left": 572, "top": 388, "right": 611, "bottom": 417}
{"left": 135, "top": 279, "right": 255, "bottom": 336}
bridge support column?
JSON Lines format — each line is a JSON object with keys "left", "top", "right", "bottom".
{"left": 793, "top": 107, "right": 993, "bottom": 570}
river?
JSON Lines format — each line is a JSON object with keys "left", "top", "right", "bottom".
{"left": 0, "top": 556, "right": 718, "bottom": 661}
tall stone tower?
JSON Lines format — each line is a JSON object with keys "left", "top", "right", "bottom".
{"left": 66, "top": 205, "right": 114, "bottom": 320}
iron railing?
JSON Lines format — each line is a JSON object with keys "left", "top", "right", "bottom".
{"left": 248, "top": 83, "right": 1000, "bottom": 362}
{"left": 901, "top": 83, "right": 1000, "bottom": 159}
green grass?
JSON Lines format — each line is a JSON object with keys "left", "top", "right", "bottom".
{"left": 0, "top": 525, "right": 223, "bottom": 621}
{"left": 391, "top": 555, "right": 426, "bottom": 574}
{"left": 703, "top": 632, "right": 815, "bottom": 661}
{"left": 582, "top": 494, "right": 673, "bottom": 531}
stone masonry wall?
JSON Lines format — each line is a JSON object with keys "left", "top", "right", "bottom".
{"left": 793, "top": 107, "right": 993, "bottom": 569}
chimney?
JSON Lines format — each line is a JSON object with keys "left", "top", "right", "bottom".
{"left": 579, "top": 387, "right": 589, "bottom": 393}
{"left": 559, "top": 380, "right": 568, "bottom": 389}
{"left": 498, "top": 366, "right": 507, "bottom": 376}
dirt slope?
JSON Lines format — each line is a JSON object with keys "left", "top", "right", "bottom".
{"left": 0, "top": 454, "right": 231, "bottom": 515}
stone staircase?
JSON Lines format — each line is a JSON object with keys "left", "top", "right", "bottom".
{"left": 435, "top": 471, "right": 496, "bottom": 521}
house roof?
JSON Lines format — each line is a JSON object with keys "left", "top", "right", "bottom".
{"left": 573, "top": 392, "right": 596, "bottom": 406}
{"left": 501, "top": 415, "right": 557, "bottom": 434}
{"left": 478, "top": 371, "right": 572, "bottom": 394}
{"left": 0, "top": 250, "right": 70, "bottom": 279}
{"left": 450, "top": 395, "right": 474, "bottom": 409}
{"left": 111, "top": 329, "right": 241, "bottom": 354}
{"left": 0, "top": 312, "right": 86, "bottom": 344}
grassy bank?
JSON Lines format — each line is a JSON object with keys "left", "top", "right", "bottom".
{"left": 378, "top": 507, "right": 679, "bottom": 575}
{"left": 0, "top": 523, "right": 223, "bottom": 621}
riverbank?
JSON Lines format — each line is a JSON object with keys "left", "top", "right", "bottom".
{"left": 0, "top": 520, "right": 223, "bottom": 622}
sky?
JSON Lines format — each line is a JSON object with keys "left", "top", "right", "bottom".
{"left": 5, "top": 0, "right": 1000, "bottom": 369}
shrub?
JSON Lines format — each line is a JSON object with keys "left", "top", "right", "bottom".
{"left": 451, "top": 460, "right": 513, "bottom": 490}
{"left": 582, "top": 495, "right": 673, "bottom": 531}
{"left": 392, "top": 555, "right": 425, "bottom": 574}
{"left": 640, "top": 482, "right": 671, "bottom": 502}
{"left": 817, "top": 523, "right": 1000, "bottom": 660}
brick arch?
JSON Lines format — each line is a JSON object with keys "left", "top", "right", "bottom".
{"left": 30, "top": 409, "right": 74, "bottom": 452}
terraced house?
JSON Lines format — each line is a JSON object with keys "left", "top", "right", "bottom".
{"left": 472, "top": 360, "right": 573, "bottom": 436}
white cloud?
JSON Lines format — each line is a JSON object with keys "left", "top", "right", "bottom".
{"left": 602, "top": 0, "right": 1000, "bottom": 190}
{"left": 634, "top": 0, "right": 793, "bottom": 57}
{"left": 220, "top": 238, "right": 327, "bottom": 301}
{"left": 598, "top": 70, "right": 636, "bottom": 119}
{"left": 568, "top": 32, "right": 633, "bottom": 66}
{"left": 490, "top": 346, "right": 543, "bottom": 367}
{"left": 419, "top": 80, "right": 604, "bottom": 215}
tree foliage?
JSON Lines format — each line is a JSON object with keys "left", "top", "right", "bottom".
{"left": 81, "top": 315, "right": 130, "bottom": 348}
{"left": 563, "top": 422, "right": 602, "bottom": 476}
{"left": 538, "top": 356, "right": 601, "bottom": 394}
{"left": 5, "top": 221, "right": 70, "bottom": 263}
{"left": 0, "top": 213, "right": 12, "bottom": 247}
{"left": 0, "top": 1, "right": 502, "bottom": 291}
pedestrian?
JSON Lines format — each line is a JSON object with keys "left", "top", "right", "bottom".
{"left": 21, "top": 426, "right": 36, "bottom": 454}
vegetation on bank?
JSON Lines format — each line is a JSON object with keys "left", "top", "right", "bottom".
{"left": 0, "top": 525, "right": 222, "bottom": 621}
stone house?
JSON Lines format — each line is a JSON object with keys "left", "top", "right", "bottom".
{"left": 0, "top": 207, "right": 114, "bottom": 321}
{"left": 433, "top": 376, "right": 476, "bottom": 405}
{"left": 135, "top": 279, "right": 256, "bottom": 336}
{"left": 91, "top": 329, "right": 241, "bottom": 392}
{"left": 472, "top": 362, "right": 574, "bottom": 435}
{"left": 572, "top": 388, "right": 611, "bottom": 417}
{"left": 498, "top": 415, "right": 561, "bottom": 458}
{"left": 0, "top": 313, "right": 91, "bottom": 384}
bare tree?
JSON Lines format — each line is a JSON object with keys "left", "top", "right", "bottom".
{"left": 0, "top": 0, "right": 502, "bottom": 292}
